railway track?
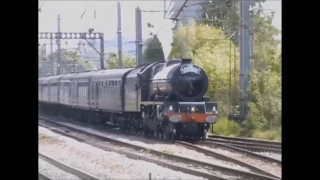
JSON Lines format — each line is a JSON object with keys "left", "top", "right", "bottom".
{"left": 41, "top": 114, "right": 281, "bottom": 165}
{"left": 208, "top": 135, "right": 281, "bottom": 146}
{"left": 38, "top": 173, "right": 51, "bottom": 180}
{"left": 39, "top": 153, "right": 100, "bottom": 180}
{"left": 39, "top": 116, "right": 281, "bottom": 180}
{"left": 207, "top": 135, "right": 281, "bottom": 153}
{"left": 198, "top": 141, "right": 281, "bottom": 165}
{"left": 174, "top": 141, "right": 280, "bottom": 178}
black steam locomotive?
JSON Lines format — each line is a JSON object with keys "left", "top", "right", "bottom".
{"left": 39, "top": 59, "right": 218, "bottom": 140}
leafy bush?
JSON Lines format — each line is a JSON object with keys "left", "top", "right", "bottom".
{"left": 212, "top": 118, "right": 241, "bottom": 136}
{"left": 252, "top": 128, "right": 281, "bottom": 141}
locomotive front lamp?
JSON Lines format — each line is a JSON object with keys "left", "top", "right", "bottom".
{"left": 206, "top": 115, "right": 217, "bottom": 124}
{"left": 169, "top": 105, "right": 173, "bottom": 111}
{"left": 169, "top": 115, "right": 181, "bottom": 123}
{"left": 191, "top": 107, "right": 196, "bottom": 113}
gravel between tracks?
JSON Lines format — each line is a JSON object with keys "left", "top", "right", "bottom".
{"left": 39, "top": 158, "right": 81, "bottom": 180}
{"left": 197, "top": 145, "right": 282, "bottom": 177}
{"left": 39, "top": 126, "right": 206, "bottom": 180}
{"left": 52, "top": 120, "right": 251, "bottom": 173}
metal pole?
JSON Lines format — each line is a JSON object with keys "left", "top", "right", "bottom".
{"left": 100, "top": 35, "right": 105, "bottom": 69}
{"left": 135, "top": 7, "right": 139, "bottom": 65}
{"left": 229, "top": 40, "right": 232, "bottom": 112}
{"left": 117, "top": 2, "right": 123, "bottom": 68}
{"left": 135, "top": 7, "right": 143, "bottom": 65}
{"left": 234, "top": 42, "right": 237, "bottom": 108}
{"left": 239, "top": 0, "right": 251, "bottom": 120}
{"left": 164, "top": 0, "right": 167, "bottom": 18}
{"left": 57, "top": 15, "right": 61, "bottom": 75}
{"left": 50, "top": 34, "right": 54, "bottom": 76}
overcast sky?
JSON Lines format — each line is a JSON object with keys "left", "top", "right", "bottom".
{"left": 39, "top": 0, "right": 281, "bottom": 57}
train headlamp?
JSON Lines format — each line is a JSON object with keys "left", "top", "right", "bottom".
{"left": 191, "top": 107, "right": 196, "bottom": 112}
{"left": 206, "top": 115, "right": 217, "bottom": 123}
{"left": 169, "top": 115, "right": 181, "bottom": 123}
{"left": 169, "top": 105, "right": 173, "bottom": 111}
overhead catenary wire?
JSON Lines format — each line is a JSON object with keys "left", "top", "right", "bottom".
{"left": 39, "top": 0, "right": 46, "bottom": 12}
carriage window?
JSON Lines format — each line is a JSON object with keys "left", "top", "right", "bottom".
{"left": 115, "top": 81, "right": 117, "bottom": 86}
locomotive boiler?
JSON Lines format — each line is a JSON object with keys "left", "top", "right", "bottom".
{"left": 149, "top": 59, "right": 209, "bottom": 102}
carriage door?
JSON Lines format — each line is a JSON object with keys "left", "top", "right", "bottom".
{"left": 76, "top": 82, "right": 79, "bottom": 106}
{"left": 88, "top": 78, "right": 91, "bottom": 107}
{"left": 57, "top": 81, "right": 61, "bottom": 104}
{"left": 72, "top": 82, "right": 76, "bottom": 105}
{"left": 91, "top": 81, "right": 95, "bottom": 108}
{"left": 95, "top": 82, "right": 99, "bottom": 109}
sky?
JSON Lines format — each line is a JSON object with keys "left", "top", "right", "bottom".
{"left": 39, "top": 1, "right": 169, "bottom": 40}
{"left": 38, "top": 0, "right": 281, "bottom": 58}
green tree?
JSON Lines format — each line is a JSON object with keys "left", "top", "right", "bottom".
{"left": 105, "top": 52, "right": 136, "bottom": 68}
{"left": 143, "top": 22, "right": 166, "bottom": 63}
{"left": 170, "top": 6, "right": 282, "bottom": 140}
{"left": 39, "top": 49, "right": 95, "bottom": 76}
{"left": 244, "top": 7, "right": 281, "bottom": 137}
{"left": 201, "top": 0, "right": 265, "bottom": 44}
{"left": 143, "top": 35, "right": 165, "bottom": 63}
{"left": 201, "top": 1, "right": 281, "bottom": 139}
{"left": 170, "top": 20, "right": 239, "bottom": 118}
{"left": 57, "top": 49, "right": 95, "bottom": 73}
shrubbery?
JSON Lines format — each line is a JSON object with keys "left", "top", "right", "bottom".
{"left": 169, "top": 8, "right": 281, "bottom": 141}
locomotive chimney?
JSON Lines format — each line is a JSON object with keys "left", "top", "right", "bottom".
{"left": 181, "top": 58, "right": 192, "bottom": 64}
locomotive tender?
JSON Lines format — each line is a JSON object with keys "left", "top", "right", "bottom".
{"left": 39, "top": 59, "right": 218, "bottom": 140}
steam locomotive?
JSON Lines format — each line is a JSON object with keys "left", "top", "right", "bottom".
{"left": 38, "top": 59, "right": 218, "bottom": 140}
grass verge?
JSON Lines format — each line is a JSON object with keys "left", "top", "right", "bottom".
{"left": 211, "top": 118, "right": 281, "bottom": 141}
